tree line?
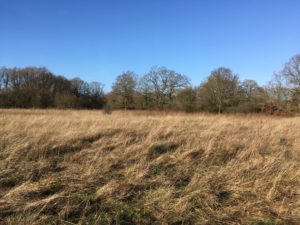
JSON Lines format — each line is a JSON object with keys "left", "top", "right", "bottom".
{"left": 1, "top": 54, "right": 299, "bottom": 114}
{"left": 0, "top": 67, "right": 105, "bottom": 108}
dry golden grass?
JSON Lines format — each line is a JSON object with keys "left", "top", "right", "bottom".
{"left": 0, "top": 109, "right": 299, "bottom": 225}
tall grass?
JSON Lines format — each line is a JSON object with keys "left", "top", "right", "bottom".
{"left": 0, "top": 109, "right": 299, "bottom": 224}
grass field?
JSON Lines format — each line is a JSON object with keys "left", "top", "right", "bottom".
{"left": 0, "top": 109, "right": 299, "bottom": 224}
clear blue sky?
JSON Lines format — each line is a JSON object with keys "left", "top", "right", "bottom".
{"left": 1, "top": 0, "right": 299, "bottom": 91}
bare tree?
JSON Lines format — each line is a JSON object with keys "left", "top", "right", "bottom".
{"left": 267, "top": 73, "right": 291, "bottom": 109}
{"left": 89, "top": 81, "right": 105, "bottom": 108}
{"left": 111, "top": 71, "right": 137, "bottom": 110}
{"left": 241, "top": 80, "right": 260, "bottom": 100}
{"left": 198, "top": 67, "right": 240, "bottom": 113}
{"left": 238, "top": 80, "right": 268, "bottom": 112}
{"left": 267, "top": 55, "right": 300, "bottom": 112}
{"left": 71, "top": 78, "right": 90, "bottom": 97}
{"left": 281, "top": 55, "right": 300, "bottom": 87}
{"left": 140, "top": 66, "right": 190, "bottom": 109}
{"left": 89, "top": 81, "right": 104, "bottom": 97}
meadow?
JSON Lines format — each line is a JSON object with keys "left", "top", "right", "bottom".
{"left": 0, "top": 109, "right": 299, "bottom": 224}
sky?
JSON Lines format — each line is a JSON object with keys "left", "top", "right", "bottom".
{"left": 0, "top": 0, "right": 300, "bottom": 91}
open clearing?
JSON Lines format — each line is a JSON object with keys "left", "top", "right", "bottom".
{"left": 0, "top": 110, "right": 299, "bottom": 224}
